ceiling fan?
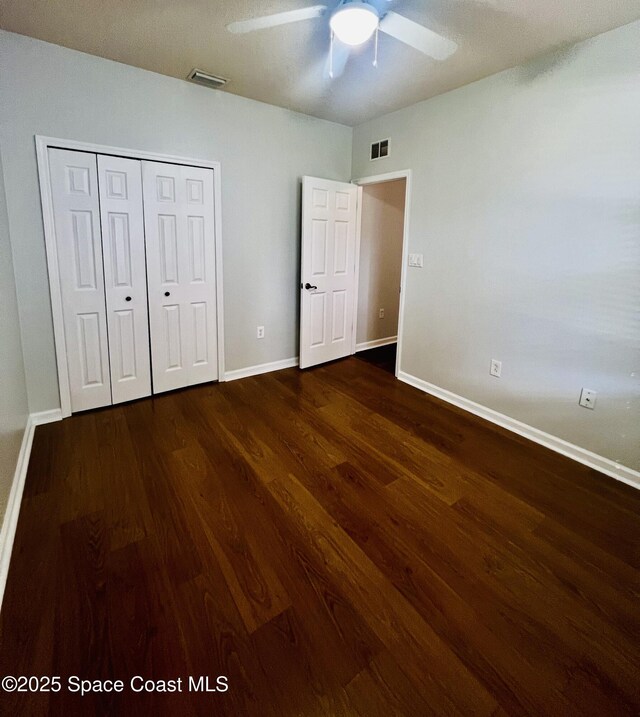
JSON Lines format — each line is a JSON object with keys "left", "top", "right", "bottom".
{"left": 227, "top": 0, "right": 457, "bottom": 78}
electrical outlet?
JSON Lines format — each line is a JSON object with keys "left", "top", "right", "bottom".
{"left": 408, "top": 253, "right": 423, "bottom": 268}
{"left": 490, "top": 359, "right": 502, "bottom": 378}
{"left": 379, "top": 308, "right": 385, "bottom": 319}
{"left": 579, "top": 388, "right": 597, "bottom": 409}
{"left": 257, "top": 326, "right": 265, "bottom": 339}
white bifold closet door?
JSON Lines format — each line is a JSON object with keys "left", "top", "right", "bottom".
{"left": 96, "top": 155, "right": 151, "bottom": 403}
{"left": 48, "top": 149, "right": 218, "bottom": 412}
{"left": 49, "top": 149, "right": 151, "bottom": 411}
{"left": 49, "top": 149, "right": 112, "bottom": 412}
{"left": 142, "top": 161, "right": 218, "bottom": 393}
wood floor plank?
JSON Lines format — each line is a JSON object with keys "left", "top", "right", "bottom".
{"left": 1, "top": 355, "right": 638, "bottom": 716}
{"left": 54, "top": 512, "right": 112, "bottom": 715}
{"left": 345, "top": 649, "right": 443, "bottom": 717}
{"left": 94, "top": 408, "right": 155, "bottom": 552}
{"left": 175, "top": 388, "right": 387, "bottom": 688}
{"left": 453, "top": 495, "right": 640, "bottom": 641}
{"left": 56, "top": 411, "right": 104, "bottom": 523}
{"left": 322, "top": 358, "right": 640, "bottom": 543}
{"left": 277, "top": 370, "right": 470, "bottom": 502}
{"left": 261, "top": 376, "right": 411, "bottom": 488}
{"left": 296, "top": 461, "right": 577, "bottom": 715}
{"left": 171, "top": 396, "right": 386, "bottom": 707}
{"left": 0, "top": 491, "right": 59, "bottom": 717}
{"left": 169, "top": 443, "right": 291, "bottom": 633}
{"left": 266, "top": 472, "right": 499, "bottom": 715}
{"left": 388, "top": 477, "right": 640, "bottom": 709}
{"left": 175, "top": 572, "right": 279, "bottom": 717}
{"left": 532, "top": 516, "right": 640, "bottom": 601}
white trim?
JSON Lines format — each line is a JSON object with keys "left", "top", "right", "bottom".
{"left": 31, "top": 409, "right": 64, "bottom": 426}
{"left": 355, "top": 336, "right": 397, "bottom": 352}
{"left": 212, "top": 165, "right": 226, "bottom": 381}
{"left": 36, "top": 139, "right": 72, "bottom": 417}
{"left": 351, "top": 184, "right": 363, "bottom": 355}
{"left": 35, "top": 135, "right": 225, "bottom": 413}
{"left": 352, "top": 170, "right": 412, "bottom": 380}
{"left": 353, "top": 169, "right": 412, "bottom": 185}
{"left": 0, "top": 418, "right": 34, "bottom": 613}
{"left": 0, "top": 408, "right": 62, "bottom": 613}
{"left": 224, "top": 357, "right": 299, "bottom": 382}
{"left": 36, "top": 136, "right": 222, "bottom": 171}
{"left": 398, "top": 371, "right": 640, "bottom": 490}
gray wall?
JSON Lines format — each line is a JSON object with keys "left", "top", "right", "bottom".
{"left": 352, "top": 20, "right": 640, "bottom": 471}
{"left": 0, "top": 146, "right": 29, "bottom": 523}
{"left": 0, "top": 30, "right": 352, "bottom": 412}
{"left": 357, "top": 179, "right": 405, "bottom": 345}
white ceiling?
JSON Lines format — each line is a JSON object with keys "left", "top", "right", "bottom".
{"left": 1, "top": 0, "right": 638, "bottom": 126}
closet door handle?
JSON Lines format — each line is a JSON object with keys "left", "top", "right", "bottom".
{"left": 164, "top": 291, "right": 171, "bottom": 297}
{"left": 125, "top": 296, "right": 132, "bottom": 302}
{"left": 304, "top": 283, "right": 317, "bottom": 290}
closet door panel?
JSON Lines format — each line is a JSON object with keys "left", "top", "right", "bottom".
{"left": 183, "top": 165, "right": 218, "bottom": 386}
{"left": 142, "top": 161, "right": 218, "bottom": 393}
{"left": 48, "top": 148, "right": 112, "bottom": 412}
{"left": 97, "top": 155, "right": 151, "bottom": 404}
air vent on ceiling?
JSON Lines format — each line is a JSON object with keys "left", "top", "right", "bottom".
{"left": 187, "top": 69, "right": 229, "bottom": 90}
{"left": 370, "top": 139, "right": 389, "bottom": 161}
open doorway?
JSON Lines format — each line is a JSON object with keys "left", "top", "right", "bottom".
{"left": 353, "top": 172, "right": 410, "bottom": 377}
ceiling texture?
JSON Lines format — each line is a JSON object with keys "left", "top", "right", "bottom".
{"left": 1, "top": 0, "right": 639, "bottom": 125}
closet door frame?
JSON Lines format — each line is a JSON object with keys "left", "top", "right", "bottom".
{"left": 36, "top": 135, "right": 225, "bottom": 418}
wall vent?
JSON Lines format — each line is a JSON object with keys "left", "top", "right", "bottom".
{"left": 370, "top": 138, "right": 389, "bottom": 161}
{"left": 187, "top": 69, "right": 229, "bottom": 90}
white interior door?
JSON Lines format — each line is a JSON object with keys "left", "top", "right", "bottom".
{"left": 97, "top": 155, "right": 151, "bottom": 404}
{"left": 299, "top": 176, "right": 358, "bottom": 369}
{"left": 142, "top": 161, "right": 218, "bottom": 393}
{"left": 48, "top": 148, "right": 112, "bottom": 411}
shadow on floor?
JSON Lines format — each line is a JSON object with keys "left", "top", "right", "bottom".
{"left": 354, "top": 343, "right": 397, "bottom": 375}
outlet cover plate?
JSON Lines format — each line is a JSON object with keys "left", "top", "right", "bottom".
{"left": 579, "top": 388, "right": 597, "bottom": 409}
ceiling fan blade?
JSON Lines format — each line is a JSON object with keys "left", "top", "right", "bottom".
{"left": 227, "top": 5, "right": 327, "bottom": 34}
{"left": 379, "top": 11, "right": 457, "bottom": 61}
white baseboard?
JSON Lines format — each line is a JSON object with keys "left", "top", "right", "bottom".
{"left": 0, "top": 408, "right": 63, "bottom": 612}
{"left": 397, "top": 371, "right": 640, "bottom": 491}
{"left": 224, "top": 357, "right": 299, "bottom": 382}
{"left": 355, "top": 336, "right": 398, "bottom": 352}
{"left": 31, "top": 408, "right": 63, "bottom": 426}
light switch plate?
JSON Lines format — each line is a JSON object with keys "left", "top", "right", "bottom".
{"left": 408, "top": 253, "right": 423, "bottom": 268}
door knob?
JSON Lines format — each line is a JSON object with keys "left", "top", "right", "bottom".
{"left": 304, "top": 283, "right": 317, "bottom": 290}
{"left": 164, "top": 291, "right": 170, "bottom": 297}
{"left": 125, "top": 296, "right": 132, "bottom": 302}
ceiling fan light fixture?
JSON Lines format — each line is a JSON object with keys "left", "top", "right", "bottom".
{"left": 330, "top": 1, "right": 379, "bottom": 46}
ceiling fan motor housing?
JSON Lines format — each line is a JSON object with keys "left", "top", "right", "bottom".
{"left": 330, "top": 0, "right": 380, "bottom": 46}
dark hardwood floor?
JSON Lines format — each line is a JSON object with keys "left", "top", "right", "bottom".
{"left": 1, "top": 357, "right": 639, "bottom": 716}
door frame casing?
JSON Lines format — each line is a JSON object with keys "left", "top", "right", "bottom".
{"left": 351, "top": 169, "right": 412, "bottom": 378}
{"left": 35, "top": 135, "right": 225, "bottom": 418}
